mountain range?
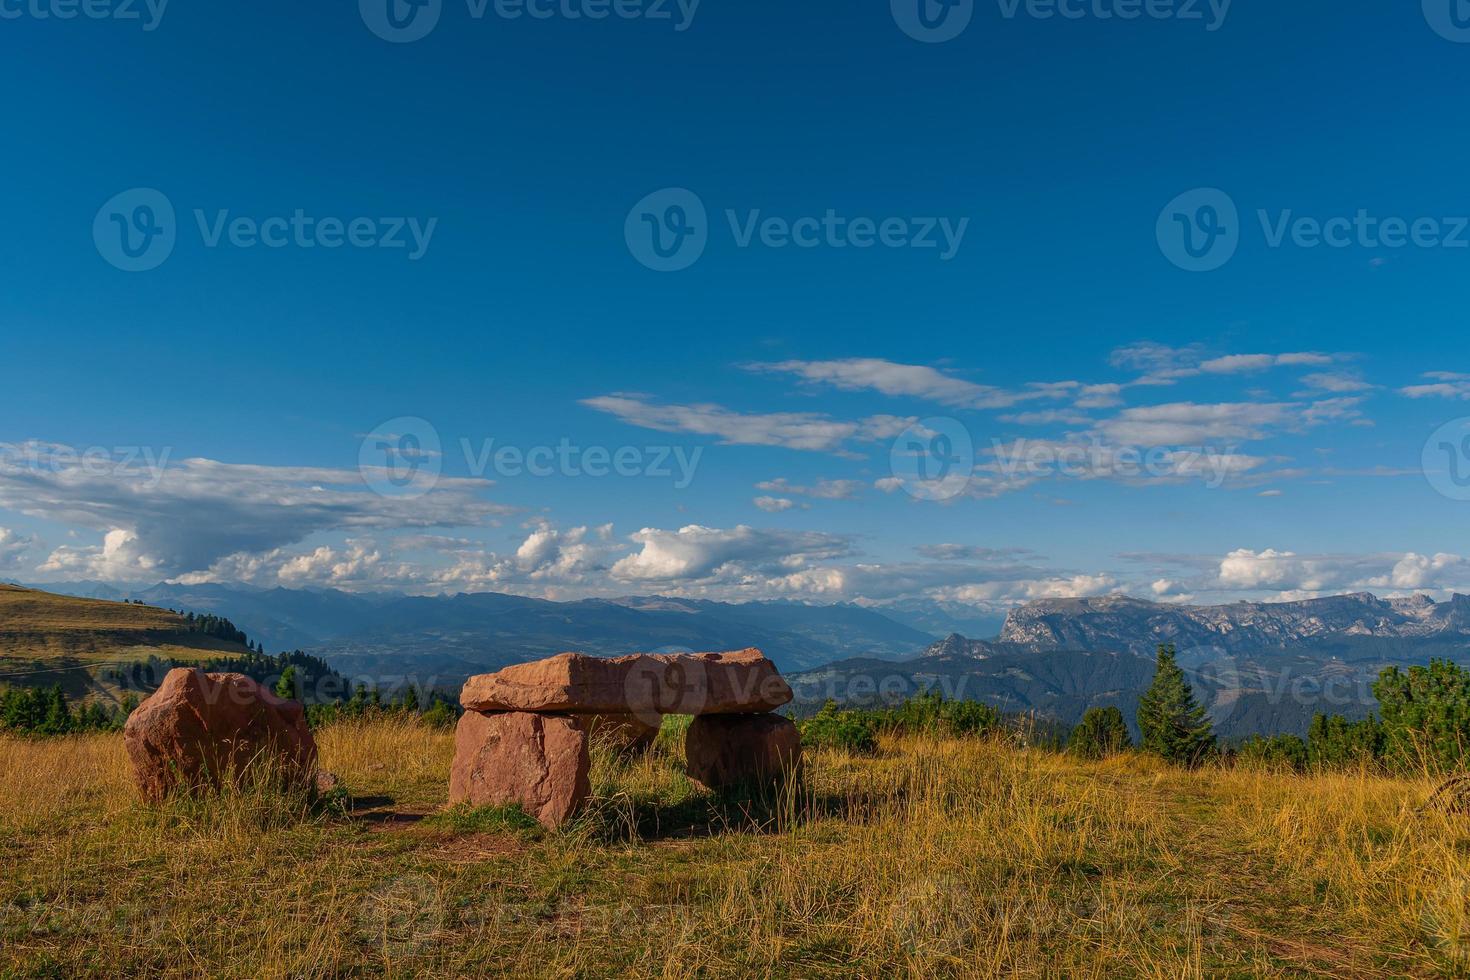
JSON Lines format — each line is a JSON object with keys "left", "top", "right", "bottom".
{"left": 24, "top": 583, "right": 1470, "bottom": 738}
{"left": 30, "top": 581, "right": 937, "bottom": 682}
{"left": 792, "top": 592, "right": 1470, "bottom": 738}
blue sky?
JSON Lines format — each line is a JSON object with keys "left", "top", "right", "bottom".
{"left": 2, "top": 0, "right": 1469, "bottom": 612}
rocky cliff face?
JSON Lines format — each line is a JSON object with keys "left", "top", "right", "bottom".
{"left": 998, "top": 592, "right": 1470, "bottom": 655}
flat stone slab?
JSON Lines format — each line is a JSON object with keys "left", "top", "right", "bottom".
{"left": 459, "top": 649, "right": 792, "bottom": 719}
{"left": 448, "top": 711, "right": 591, "bottom": 828}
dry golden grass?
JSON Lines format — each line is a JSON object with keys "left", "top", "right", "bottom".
{"left": 2, "top": 717, "right": 1468, "bottom": 978}
{"left": 0, "top": 586, "right": 250, "bottom": 701}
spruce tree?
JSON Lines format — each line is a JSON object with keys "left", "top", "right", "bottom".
{"left": 274, "top": 666, "right": 299, "bottom": 701}
{"left": 1069, "top": 706, "right": 1132, "bottom": 759}
{"left": 1136, "top": 644, "right": 1215, "bottom": 766}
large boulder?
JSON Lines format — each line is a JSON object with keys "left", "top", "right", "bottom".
{"left": 459, "top": 649, "right": 792, "bottom": 721}
{"left": 448, "top": 711, "right": 591, "bottom": 828}
{"left": 123, "top": 668, "right": 317, "bottom": 803}
{"left": 684, "top": 714, "right": 802, "bottom": 791}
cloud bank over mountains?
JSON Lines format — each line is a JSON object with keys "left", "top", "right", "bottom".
{"left": 3, "top": 344, "right": 1465, "bottom": 611}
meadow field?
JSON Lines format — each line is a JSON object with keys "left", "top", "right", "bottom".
{"left": 1, "top": 716, "right": 1467, "bottom": 978}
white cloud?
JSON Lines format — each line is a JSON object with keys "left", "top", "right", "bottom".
{"left": 753, "top": 496, "right": 797, "bottom": 513}
{"left": 0, "top": 527, "right": 41, "bottom": 572}
{"left": 1199, "top": 352, "right": 1334, "bottom": 374}
{"left": 1297, "top": 372, "right": 1376, "bottom": 394}
{"left": 750, "top": 358, "right": 1042, "bottom": 409}
{"left": 610, "top": 525, "right": 854, "bottom": 583}
{"left": 1215, "top": 548, "right": 1467, "bottom": 595}
{"left": 582, "top": 395, "right": 911, "bottom": 454}
{"left": 1401, "top": 372, "right": 1470, "bottom": 400}
{"left": 932, "top": 574, "right": 1120, "bottom": 603}
{"left": 755, "top": 477, "right": 864, "bottom": 500}
{"left": 2, "top": 442, "right": 506, "bottom": 581}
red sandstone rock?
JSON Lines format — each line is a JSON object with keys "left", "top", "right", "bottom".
{"left": 448, "top": 711, "right": 591, "bottom": 828}
{"left": 684, "top": 714, "right": 802, "bottom": 791}
{"left": 458, "top": 649, "right": 792, "bottom": 720}
{"left": 123, "top": 668, "right": 317, "bottom": 803}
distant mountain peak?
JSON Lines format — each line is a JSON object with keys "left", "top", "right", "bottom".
{"left": 999, "top": 591, "right": 1468, "bottom": 655}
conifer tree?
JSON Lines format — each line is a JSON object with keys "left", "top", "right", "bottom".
{"left": 274, "top": 666, "right": 299, "bottom": 701}
{"left": 1069, "top": 706, "right": 1132, "bottom": 759}
{"left": 1136, "top": 644, "right": 1214, "bottom": 766}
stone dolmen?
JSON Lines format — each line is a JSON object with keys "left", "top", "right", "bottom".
{"left": 450, "top": 648, "right": 801, "bottom": 827}
{"left": 123, "top": 667, "right": 318, "bottom": 802}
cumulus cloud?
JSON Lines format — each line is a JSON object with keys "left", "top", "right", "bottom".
{"left": 1213, "top": 548, "right": 1467, "bottom": 595}
{"left": 610, "top": 525, "right": 854, "bottom": 583}
{"left": 1, "top": 442, "right": 506, "bottom": 582}
{"left": 931, "top": 573, "right": 1120, "bottom": 603}
{"left": 753, "top": 496, "right": 797, "bottom": 513}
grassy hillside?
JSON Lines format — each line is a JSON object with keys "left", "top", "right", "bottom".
{"left": 1, "top": 718, "right": 1466, "bottom": 977}
{"left": 0, "top": 585, "right": 253, "bottom": 702}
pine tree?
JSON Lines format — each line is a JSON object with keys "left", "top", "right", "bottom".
{"left": 40, "top": 685, "right": 72, "bottom": 736}
{"left": 1069, "top": 706, "right": 1132, "bottom": 759}
{"left": 1136, "top": 644, "right": 1215, "bottom": 766}
{"left": 274, "top": 666, "right": 299, "bottom": 702}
